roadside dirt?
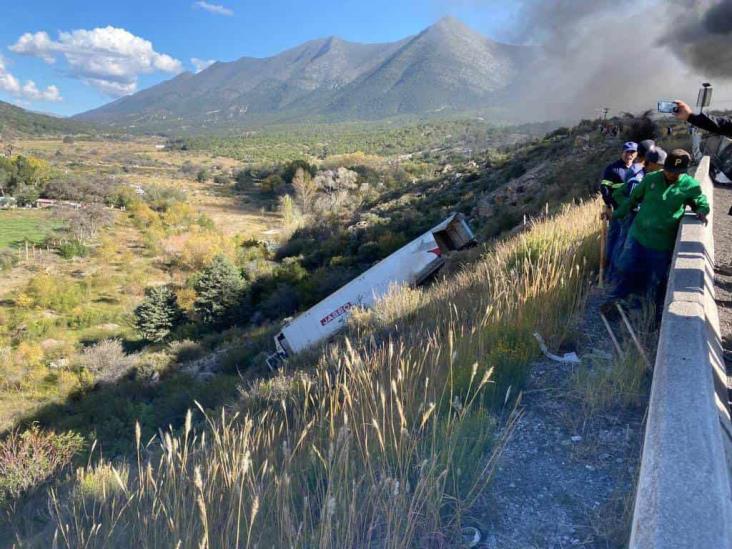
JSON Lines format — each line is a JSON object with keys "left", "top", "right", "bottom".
{"left": 473, "top": 292, "right": 648, "bottom": 548}
{"left": 713, "top": 184, "right": 732, "bottom": 408}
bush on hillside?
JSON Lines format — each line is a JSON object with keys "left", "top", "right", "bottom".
{"left": 0, "top": 249, "right": 18, "bottom": 271}
{"left": 77, "top": 339, "right": 136, "bottom": 385}
{"left": 134, "top": 285, "right": 185, "bottom": 342}
{"left": 57, "top": 239, "right": 89, "bottom": 259}
{"left": 0, "top": 425, "right": 84, "bottom": 508}
{"left": 143, "top": 185, "right": 187, "bottom": 212}
{"left": 168, "top": 339, "right": 205, "bottom": 363}
{"left": 260, "top": 173, "right": 286, "bottom": 195}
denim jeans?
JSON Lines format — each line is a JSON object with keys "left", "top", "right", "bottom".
{"left": 610, "top": 235, "right": 673, "bottom": 312}
{"left": 608, "top": 215, "right": 635, "bottom": 282}
{"left": 605, "top": 218, "right": 622, "bottom": 282}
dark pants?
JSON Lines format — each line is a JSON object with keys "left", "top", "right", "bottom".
{"left": 605, "top": 218, "right": 622, "bottom": 282}
{"left": 610, "top": 235, "right": 673, "bottom": 314}
{"left": 608, "top": 215, "right": 634, "bottom": 283}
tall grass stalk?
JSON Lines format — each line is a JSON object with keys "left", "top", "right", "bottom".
{"left": 47, "top": 200, "right": 602, "bottom": 547}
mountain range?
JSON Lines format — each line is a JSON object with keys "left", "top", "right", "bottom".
{"left": 74, "top": 17, "right": 531, "bottom": 133}
{"left": 0, "top": 100, "right": 89, "bottom": 136}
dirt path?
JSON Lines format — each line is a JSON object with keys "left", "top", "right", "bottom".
{"left": 713, "top": 184, "right": 732, "bottom": 409}
{"left": 473, "top": 292, "right": 647, "bottom": 548}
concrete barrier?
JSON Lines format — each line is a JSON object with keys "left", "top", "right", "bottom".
{"left": 630, "top": 157, "right": 732, "bottom": 548}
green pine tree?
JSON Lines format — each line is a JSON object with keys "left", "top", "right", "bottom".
{"left": 134, "top": 285, "right": 184, "bottom": 342}
{"left": 193, "top": 255, "right": 246, "bottom": 327}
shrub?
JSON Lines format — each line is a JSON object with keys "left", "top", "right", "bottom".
{"left": 58, "top": 239, "right": 89, "bottom": 259}
{"left": 77, "top": 339, "right": 136, "bottom": 384}
{"left": 176, "top": 230, "right": 235, "bottom": 271}
{"left": 162, "top": 201, "right": 196, "bottom": 229}
{"left": 260, "top": 173, "right": 285, "bottom": 195}
{"left": 142, "top": 185, "right": 186, "bottom": 212}
{"left": 180, "top": 160, "right": 198, "bottom": 176}
{"left": 0, "top": 425, "right": 83, "bottom": 508}
{"left": 25, "top": 274, "right": 84, "bottom": 312}
{"left": 168, "top": 339, "right": 205, "bottom": 363}
{"left": 0, "top": 248, "right": 18, "bottom": 271}
{"left": 128, "top": 201, "right": 161, "bottom": 230}
{"left": 134, "top": 285, "right": 185, "bottom": 342}
{"left": 13, "top": 184, "right": 40, "bottom": 206}
{"left": 193, "top": 255, "right": 246, "bottom": 327}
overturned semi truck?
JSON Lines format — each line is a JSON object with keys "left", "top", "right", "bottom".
{"left": 266, "top": 213, "right": 476, "bottom": 368}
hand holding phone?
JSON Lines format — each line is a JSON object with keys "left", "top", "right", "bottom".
{"left": 658, "top": 100, "right": 678, "bottom": 114}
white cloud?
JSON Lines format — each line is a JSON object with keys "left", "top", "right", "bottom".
{"left": 0, "top": 55, "right": 61, "bottom": 102}
{"left": 10, "top": 26, "right": 183, "bottom": 97}
{"left": 191, "top": 57, "right": 215, "bottom": 73}
{"left": 193, "top": 1, "right": 234, "bottom": 16}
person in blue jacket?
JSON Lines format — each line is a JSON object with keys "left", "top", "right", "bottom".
{"left": 610, "top": 140, "right": 656, "bottom": 266}
{"left": 600, "top": 141, "right": 638, "bottom": 281}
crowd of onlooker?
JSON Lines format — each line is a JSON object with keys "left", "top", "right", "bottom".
{"left": 600, "top": 99, "right": 731, "bottom": 319}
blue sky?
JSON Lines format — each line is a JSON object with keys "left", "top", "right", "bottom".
{"left": 0, "top": 1, "right": 518, "bottom": 116}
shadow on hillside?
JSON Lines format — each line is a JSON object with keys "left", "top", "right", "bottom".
{"left": 8, "top": 330, "right": 274, "bottom": 460}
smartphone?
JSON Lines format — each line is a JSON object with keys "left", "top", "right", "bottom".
{"left": 658, "top": 100, "right": 678, "bottom": 114}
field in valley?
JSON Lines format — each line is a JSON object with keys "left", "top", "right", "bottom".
{"left": 0, "top": 209, "right": 62, "bottom": 249}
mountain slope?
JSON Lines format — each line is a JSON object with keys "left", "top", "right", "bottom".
{"left": 75, "top": 17, "right": 530, "bottom": 132}
{"left": 327, "top": 17, "right": 526, "bottom": 117}
{"left": 0, "top": 100, "right": 89, "bottom": 136}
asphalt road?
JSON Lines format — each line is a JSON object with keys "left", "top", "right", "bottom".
{"left": 713, "top": 183, "right": 732, "bottom": 408}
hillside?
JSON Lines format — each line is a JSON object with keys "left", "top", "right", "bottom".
{"left": 0, "top": 100, "right": 89, "bottom": 136}
{"left": 0, "top": 113, "right": 681, "bottom": 545}
{"left": 74, "top": 17, "right": 531, "bottom": 133}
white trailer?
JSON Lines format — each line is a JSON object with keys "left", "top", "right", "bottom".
{"left": 267, "top": 213, "right": 475, "bottom": 368}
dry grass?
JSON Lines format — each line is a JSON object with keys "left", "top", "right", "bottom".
{"left": 42, "top": 199, "right": 602, "bottom": 547}
{"left": 569, "top": 304, "right": 655, "bottom": 427}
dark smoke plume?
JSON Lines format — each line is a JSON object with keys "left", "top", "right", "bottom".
{"left": 478, "top": 0, "right": 732, "bottom": 120}
{"left": 662, "top": 0, "right": 732, "bottom": 77}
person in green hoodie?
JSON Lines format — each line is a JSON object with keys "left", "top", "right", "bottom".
{"left": 603, "top": 148, "right": 709, "bottom": 315}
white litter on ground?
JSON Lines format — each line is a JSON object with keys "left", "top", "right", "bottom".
{"left": 533, "top": 332, "right": 581, "bottom": 364}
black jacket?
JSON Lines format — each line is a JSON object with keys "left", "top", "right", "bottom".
{"left": 688, "top": 113, "right": 732, "bottom": 138}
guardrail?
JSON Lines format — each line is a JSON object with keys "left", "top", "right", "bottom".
{"left": 630, "top": 157, "right": 732, "bottom": 548}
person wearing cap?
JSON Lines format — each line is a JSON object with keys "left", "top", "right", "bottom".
{"left": 611, "top": 145, "right": 666, "bottom": 269}
{"left": 605, "top": 148, "right": 709, "bottom": 315}
{"left": 600, "top": 142, "right": 638, "bottom": 281}
{"left": 619, "top": 140, "right": 656, "bottom": 205}
{"left": 673, "top": 100, "right": 732, "bottom": 138}
{"left": 643, "top": 147, "right": 667, "bottom": 174}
